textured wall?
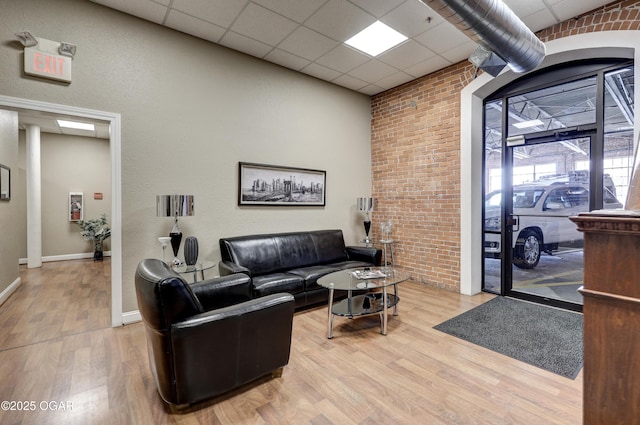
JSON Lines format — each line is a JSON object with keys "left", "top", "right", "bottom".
{"left": 0, "top": 0, "right": 372, "bottom": 313}
{"left": 0, "top": 110, "right": 19, "bottom": 296}
{"left": 371, "top": 63, "right": 474, "bottom": 291}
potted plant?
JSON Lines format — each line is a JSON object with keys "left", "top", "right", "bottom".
{"left": 77, "top": 213, "right": 111, "bottom": 261}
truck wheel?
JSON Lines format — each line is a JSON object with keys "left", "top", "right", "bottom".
{"left": 513, "top": 230, "right": 541, "bottom": 269}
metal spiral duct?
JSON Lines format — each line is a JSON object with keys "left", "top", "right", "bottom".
{"left": 420, "top": 0, "right": 546, "bottom": 73}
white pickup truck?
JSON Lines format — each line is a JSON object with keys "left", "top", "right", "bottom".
{"left": 484, "top": 175, "right": 622, "bottom": 269}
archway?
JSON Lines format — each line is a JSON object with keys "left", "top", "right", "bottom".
{"left": 460, "top": 31, "right": 640, "bottom": 295}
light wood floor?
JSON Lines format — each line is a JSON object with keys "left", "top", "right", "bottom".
{"left": 0, "top": 259, "right": 582, "bottom": 424}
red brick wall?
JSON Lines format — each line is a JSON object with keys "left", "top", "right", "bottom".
{"left": 370, "top": 0, "right": 638, "bottom": 292}
{"left": 538, "top": 0, "right": 640, "bottom": 42}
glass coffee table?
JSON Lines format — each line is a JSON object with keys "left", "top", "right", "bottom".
{"left": 317, "top": 267, "right": 410, "bottom": 338}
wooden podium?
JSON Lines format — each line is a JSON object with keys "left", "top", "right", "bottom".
{"left": 570, "top": 211, "right": 640, "bottom": 425}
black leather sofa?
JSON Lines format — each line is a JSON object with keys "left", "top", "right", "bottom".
{"left": 135, "top": 259, "right": 295, "bottom": 408}
{"left": 219, "top": 229, "right": 381, "bottom": 309}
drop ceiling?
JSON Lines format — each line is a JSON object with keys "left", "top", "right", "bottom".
{"left": 89, "top": 0, "right": 615, "bottom": 96}
{"left": 12, "top": 0, "right": 617, "bottom": 138}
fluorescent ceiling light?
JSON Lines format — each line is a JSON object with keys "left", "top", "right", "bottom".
{"left": 513, "top": 119, "right": 544, "bottom": 129}
{"left": 57, "top": 120, "right": 95, "bottom": 131}
{"left": 345, "top": 21, "right": 407, "bottom": 57}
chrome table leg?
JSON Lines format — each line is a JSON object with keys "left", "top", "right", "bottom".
{"left": 327, "top": 286, "right": 334, "bottom": 339}
{"left": 381, "top": 286, "right": 388, "bottom": 335}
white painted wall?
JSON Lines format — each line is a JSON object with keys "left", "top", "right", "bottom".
{"left": 0, "top": 110, "right": 19, "bottom": 298}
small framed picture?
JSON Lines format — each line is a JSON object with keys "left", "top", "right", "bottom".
{"left": 69, "top": 192, "right": 84, "bottom": 222}
{"left": 0, "top": 163, "right": 10, "bottom": 201}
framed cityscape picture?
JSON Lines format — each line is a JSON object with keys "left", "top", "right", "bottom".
{"left": 238, "top": 162, "right": 326, "bottom": 206}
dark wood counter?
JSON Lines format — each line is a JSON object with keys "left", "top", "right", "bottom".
{"left": 571, "top": 211, "right": 640, "bottom": 425}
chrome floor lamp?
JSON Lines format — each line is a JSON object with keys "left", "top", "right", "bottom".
{"left": 357, "top": 197, "right": 375, "bottom": 245}
{"left": 156, "top": 194, "right": 195, "bottom": 266}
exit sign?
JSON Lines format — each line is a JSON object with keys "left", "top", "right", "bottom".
{"left": 24, "top": 46, "right": 72, "bottom": 83}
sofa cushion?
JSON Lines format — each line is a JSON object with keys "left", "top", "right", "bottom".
{"left": 288, "top": 264, "right": 342, "bottom": 291}
{"left": 220, "top": 236, "right": 282, "bottom": 276}
{"left": 274, "top": 233, "right": 319, "bottom": 270}
{"left": 252, "top": 273, "right": 304, "bottom": 298}
{"left": 311, "top": 230, "right": 349, "bottom": 264}
{"left": 332, "top": 260, "right": 374, "bottom": 270}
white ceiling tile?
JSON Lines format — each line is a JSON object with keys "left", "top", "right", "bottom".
{"left": 219, "top": 31, "right": 273, "bottom": 58}
{"left": 91, "top": 0, "right": 168, "bottom": 24}
{"left": 359, "top": 84, "right": 385, "bottom": 96}
{"left": 551, "top": 0, "right": 610, "bottom": 22}
{"left": 171, "top": 0, "right": 249, "bottom": 28}
{"left": 264, "top": 49, "right": 311, "bottom": 71}
{"left": 301, "top": 62, "right": 342, "bottom": 81}
{"left": 502, "top": 0, "right": 547, "bottom": 19}
{"left": 278, "top": 26, "right": 339, "bottom": 61}
{"left": 332, "top": 74, "right": 368, "bottom": 91}
{"left": 521, "top": 9, "right": 559, "bottom": 33}
{"left": 377, "top": 40, "right": 436, "bottom": 69}
{"left": 92, "top": 0, "right": 612, "bottom": 96}
{"left": 415, "top": 21, "right": 470, "bottom": 54}
{"left": 165, "top": 10, "right": 226, "bottom": 43}
{"left": 305, "top": 0, "right": 376, "bottom": 42}
{"left": 316, "top": 45, "right": 370, "bottom": 73}
{"left": 252, "top": 0, "right": 326, "bottom": 23}
{"left": 231, "top": 3, "right": 299, "bottom": 46}
{"left": 440, "top": 40, "right": 477, "bottom": 63}
{"left": 348, "top": 0, "right": 405, "bottom": 18}
{"left": 374, "top": 70, "right": 415, "bottom": 91}
{"left": 381, "top": 0, "right": 443, "bottom": 38}
{"left": 405, "top": 55, "right": 452, "bottom": 78}
{"left": 349, "top": 60, "right": 397, "bottom": 84}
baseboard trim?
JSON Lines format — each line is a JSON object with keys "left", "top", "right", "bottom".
{"left": 19, "top": 251, "right": 113, "bottom": 265}
{"left": 122, "top": 310, "right": 141, "bottom": 325}
{"left": 0, "top": 277, "right": 21, "bottom": 307}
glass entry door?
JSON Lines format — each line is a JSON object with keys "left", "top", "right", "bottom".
{"left": 482, "top": 62, "right": 635, "bottom": 310}
{"left": 507, "top": 138, "right": 593, "bottom": 305}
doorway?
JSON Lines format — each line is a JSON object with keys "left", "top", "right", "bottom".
{"left": 0, "top": 95, "right": 122, "bottom": 326}
{"left": 482, "top": 60, "right": 635, "bottom": 310}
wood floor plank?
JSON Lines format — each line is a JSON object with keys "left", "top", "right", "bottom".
{"left": 0, "top": 260, "right": 582, "bottom": 424}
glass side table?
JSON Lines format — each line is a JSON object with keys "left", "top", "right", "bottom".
{"left": 378, "top": 239, "right": 395, "bottom": 269}
{"left": 173, "top": 260, "right": 217, "bottom": 283}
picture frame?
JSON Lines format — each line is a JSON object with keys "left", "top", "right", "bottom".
{"left": 69, "top": 192, "right": 84, "bottom": 222}
{"left": 0, "top": 164, "right": 10, "bottom": 201}
{"left": 238, "top": 162, "right": 326, "bottom": 206}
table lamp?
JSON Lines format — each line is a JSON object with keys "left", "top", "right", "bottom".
{"left": 156, "top": 194, "right": 194, "bottom": 266}
{"left": 357, "top": 197, "right": 375, "bottom": 244}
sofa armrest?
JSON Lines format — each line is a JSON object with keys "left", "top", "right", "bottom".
{"left": 219, "top": 260, "right": 251, "bottom": 276}
{"left": 190, "top": 273, "right": 252, "bottom": 310}
{"left": 346, "top": 246, "right": 382, "bottom": 266}
{"left": 169, "top": 293, "right": 295, "bottom": 404}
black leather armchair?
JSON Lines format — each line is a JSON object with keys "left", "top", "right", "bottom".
{"left": 135, "top": 259, "right": 295, "bottom": 408}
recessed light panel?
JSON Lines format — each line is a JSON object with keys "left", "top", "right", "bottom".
{"left": 345, "top": 21, "right": 408, "bottom": 57}
{"left": 57, "top": 120, "right": 95, "bottom": 131}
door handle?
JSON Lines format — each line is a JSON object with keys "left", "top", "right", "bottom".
{"left": 506, "top": 215, "right": 518, "bottom": 227}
